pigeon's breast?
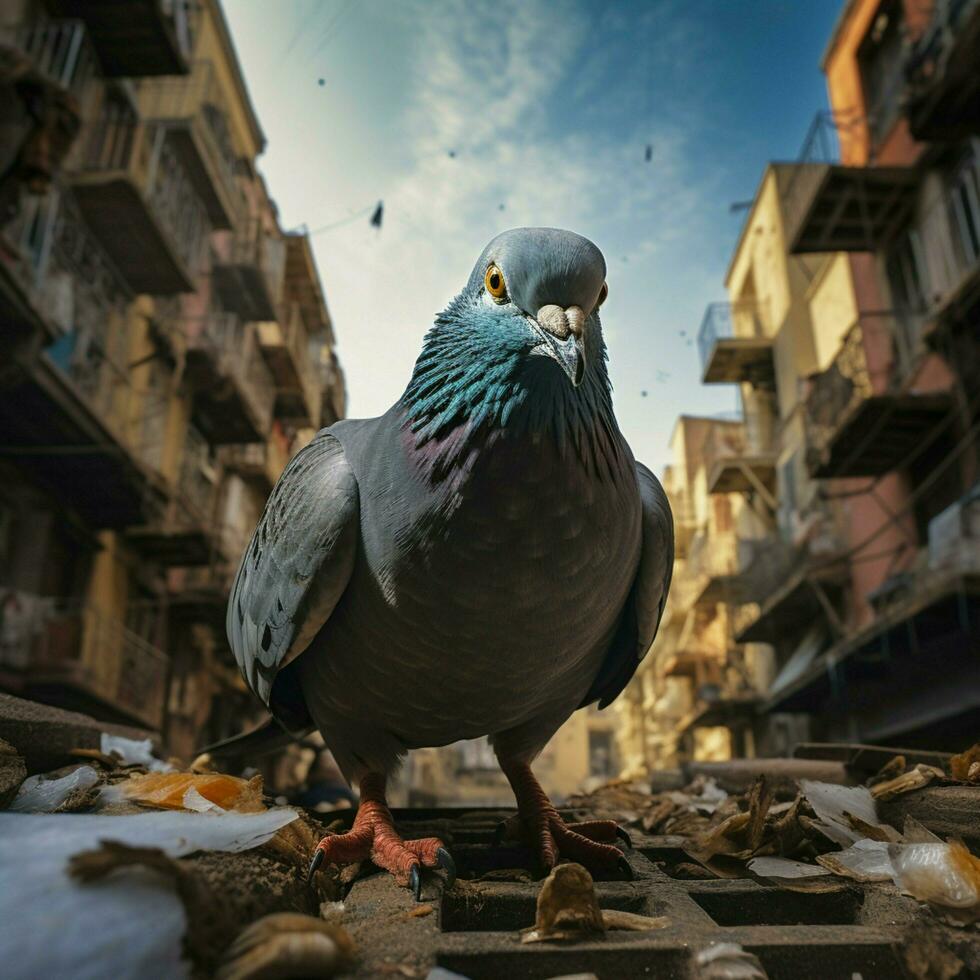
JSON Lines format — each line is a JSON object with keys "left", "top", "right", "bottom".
{"left": 302, "top": 419, "right": 642, "bottom": 753}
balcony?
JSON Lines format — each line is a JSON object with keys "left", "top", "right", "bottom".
{"left": 768, "top": 564, "right": 980, "bottom": 748}
{"left": 804, "top": 317, "right": 953, "bottom": 478}
{"left": 735, "top": 543, "right": 850, "bottom": 646}
{"left": 213, "top": 221, "right": 286, "bottom": 322}
{"left": 72, "top": 101, "right": 209, "bottom": 294}
{"left": 0, "top": 601, "right": 168, "bottom": 730}
{"left": 681, "top": 530, "right": 743, "bottom": 610}
{"left": 702, "top": 423, "right": 776, "bottom": 505}
{"left": 45, "top": 0, "right": 193, "bottom": 77}
{"left": 256, "top": 303, "right": 321, "bottom": 428}
{"left": 0, "top": 187, "right": 159, "bottom": 527}
{"left": 220, "top": 437, "right": 289, "bottom": 492}
{"left": 697, "top": 302, "right": 774, "bottom": 387}
{"left": 905, "top": 0, "right": 980, "bottom": 141}
{"left": 127, "top": 426, "right": 218, "bottom": 566}
{"left": 284, "top": 231, "right": 333, "bottom": 338}
{"left": 185, "top": 314, "right": 275, "bottom": 444}
{"left": 0, "top": 19, "right": 97, "bottom": 101}
{"left": 138, "top": 62, "right": 241, "bottom": 229}
{"left": 167, "top": 562, "right": 234, "bottom": 629}
{"left": 783, "top": 160, "right": 918, "bottom": 255}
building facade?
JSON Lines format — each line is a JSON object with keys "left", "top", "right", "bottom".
{"left": 0, "top": 0, "right": 346, "bottom": 764}
{"left": 618, "top": 0, "right": 980, "bottom": 773}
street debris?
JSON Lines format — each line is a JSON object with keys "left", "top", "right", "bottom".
{"left": 217, "top": 913, "right": 355, "bottom": 980}
{"left": 9, "top": 764, "right": 101, "bottom": 812}
{"left": 890, "top": 840, "right": 980, "bottom": 921}
{"left": 0, "top": 736, "right": 26, "bottom": 806}
{"left": 521, "top": 863, "right": 668, "bottom": 943}
{"left": 100, "top": 733, "right": 174, "bottom": 772}
{"left": 112, "top": 771, "right": 266, "bottom": 813}
{"left": 695, "top": 942, "right": 768, "bottom": 979}
{"left": 950, "top": 744, "right": 980, "bottom": 783}
{"left": 5, "top": 700, "right": 980, "bottom": 978}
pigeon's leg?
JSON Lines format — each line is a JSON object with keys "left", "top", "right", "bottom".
{"left": 499, "top": 758, "right": 630, "bottom": 876}
{"left": 307, "top": 772, "right": 455, "bottom": 898}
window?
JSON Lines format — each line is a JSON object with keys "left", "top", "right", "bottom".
{"left": 886, "top": 229, "right": 929, "bottom": 361}
{"left": 858, "top": 1, "right": 905, "bottom": 149}
{"left": 588, "top": 730, "right": 616, "bottom": 778}
{"left": 947, "top": 146, "right": 980, "bottom": 271}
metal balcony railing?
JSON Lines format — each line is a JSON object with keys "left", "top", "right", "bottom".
{"left": 696, "top": 301, "right": 766, "bottom": 376}
{"left": 233, "top": 221, "right": 287, "bottom": 308}
{"left": 1, "top": 599, "right": 169, "bottom": 729}
{"left": 906, "top": 0, "right": 980, "bottom": 119}
{"left": 701, "top": 423, "right": 748, "bottom": 481}
{"left": 80, "top": 102, "right": 210, "bottom": 279}
{"left": 138, "top": 60, "right": 242, "bottom": 224}
{"left": 4, "top": 185, "right": 134, "bottom": 426}
{"left": 192, "top": 314, "right": 276, "bottom": 435}
{"left": 804, "top": 315, "right": 918, "bottom": 462}
{"left": 0, "top": 19, "right": 96, "bottom": 99}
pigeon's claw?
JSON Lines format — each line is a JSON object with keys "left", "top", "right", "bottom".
{"left": 500, "top": 760, "right": 631, "bottom": 880}
{"left": 306, "top": 773, "right": 452, "bottom": 901}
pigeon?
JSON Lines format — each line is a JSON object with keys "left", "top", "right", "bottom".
{"left": 223, "top": 227, "right": 674, "bottom": 898}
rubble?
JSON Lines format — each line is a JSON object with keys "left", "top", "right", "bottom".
{"left": 0, "top": 736, "right": 26, "bottom": 806}
{"left": 216, "top": 913, "right": 355, "bottom": 979}
{"left": 521, "top": 863, "right": 669, "bottom": 943}
{"left": 5, "top": 701, "right": 980, "bottom": 977}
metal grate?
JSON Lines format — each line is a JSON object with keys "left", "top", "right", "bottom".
{"left": 317, "top": 805, "right": 948, "bottom": 979}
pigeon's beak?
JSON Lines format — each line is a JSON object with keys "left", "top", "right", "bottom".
{"left": 531, "top": 305, "right": 586, "bottom": 387}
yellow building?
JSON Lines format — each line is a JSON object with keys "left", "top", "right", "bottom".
{"left": 0, "top": 1, "right": 345, "bottom": 764}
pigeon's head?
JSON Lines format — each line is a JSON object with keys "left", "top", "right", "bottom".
{"left": 461, "top": 227, "right": 607, "bottom": 388}
{"left": 404, "top": 227, "right": 618, "bottom": 467}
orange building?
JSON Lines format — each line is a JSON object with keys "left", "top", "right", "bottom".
{"left": 773, "top": 0, "right": 980, "bottom": 746}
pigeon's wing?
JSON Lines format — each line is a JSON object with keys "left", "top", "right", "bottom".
{"left": 226, "top": 430, "right": 359, "bottom": 709}
{"left": 581, "top": 461, "right": 674, "bottom": 709}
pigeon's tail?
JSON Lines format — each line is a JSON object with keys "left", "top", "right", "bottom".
{"left": 197, "top": 717, "right": 313, "bottom": 766}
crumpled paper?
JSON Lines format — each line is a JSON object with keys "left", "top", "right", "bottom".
{"left": 0, "top": 808, "right": 298, "bottom": 980}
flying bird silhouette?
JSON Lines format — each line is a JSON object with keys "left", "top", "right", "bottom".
{"left": 221, "top": 228, "right": 674, "bottom": 898}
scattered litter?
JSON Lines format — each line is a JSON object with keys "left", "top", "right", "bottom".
{"left": 319, "top": 900, "right": 346, "bottom": 923}
{"left": 115, "top": 771, "right": 265, "bottom": 813}
{"left": 100, "top": 734, "right": 173, "bottom": 772}
{"left": 902, "top": 815, "right": 943, "bottom": 844}
{"left": 601, "top": 909, "right": 670, "bottom": 931}
{"left": 800, "top": 780, "right": 883, "bottom": 846}
{"left": 521, "top": 863, "right": 605, "bottom": 943}
{"left": 217, "top": 913, "right": 355, "bottom": 980}
{"left": 695, "top": 941, "right": 768, "bottom": 978}
{"left": 816, "top": 839, "right": 893, "bottom": 882}
{"left": 0, "top": 808, "right": 299, "bottom": 979}
{"left": 870, "top": 764, "right": 944, "bottom": 802}
{"left": 0, "top": 737, "right": 26, "bottom": 806}
{"left": 889, "top": 841, "right": 980, "bottom": 917}
{"left": 520, "top": 863, "right": 668, "bottom": 943}
{"left": 949, "top": 743, "right": 980, "bottom": 782}
{"left": 748, "top": 856, "right": 831, "bottom": 880}
{"left": 9, "top": 765, "right": 100, "bottom": 813}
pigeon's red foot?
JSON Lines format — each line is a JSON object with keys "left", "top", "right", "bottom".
{"left": 499, "top": 760, "right": 632, "bottom": 877}
{"left": 307, "top": 773, "right": 455, "bottom": 899}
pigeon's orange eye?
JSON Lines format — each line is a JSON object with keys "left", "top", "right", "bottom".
{"left": 485, "top": 264, "right": 507, "bottom": 300}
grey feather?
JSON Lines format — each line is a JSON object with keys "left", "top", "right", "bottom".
{"left": 580, "top": 462, "right": 674, "bottom": 709}
{"left": 226, "top": 430, "right": 359, "bottom": 709}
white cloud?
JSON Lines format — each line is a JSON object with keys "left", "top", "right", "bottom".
{"left": 233, "top": 0, "right": 734, "bottom": 471}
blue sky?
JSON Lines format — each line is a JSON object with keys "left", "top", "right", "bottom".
{"left": 224, "top": 0, "right": 841, "bottom": 473}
